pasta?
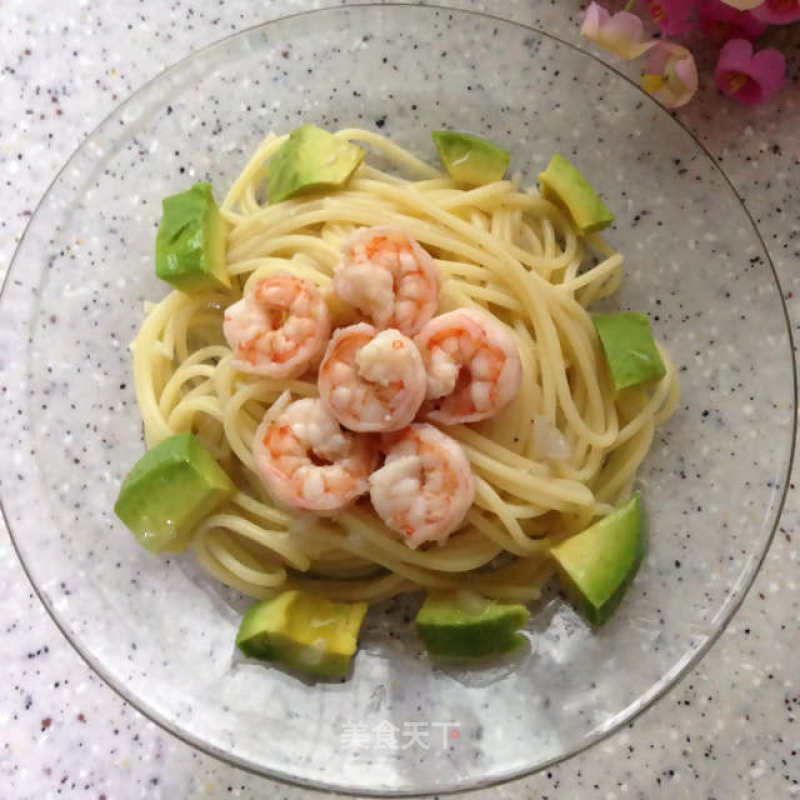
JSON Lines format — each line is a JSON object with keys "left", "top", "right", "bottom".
{"left": 131, "top": 128, "right": 679, "bottom": 605}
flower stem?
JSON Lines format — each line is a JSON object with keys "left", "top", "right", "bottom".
{"left": 624, "top": 0, "right": 636, "bottom": 11}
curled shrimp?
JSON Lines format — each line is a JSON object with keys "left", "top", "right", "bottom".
{"left": 253, "top": 397, "right": 377, "bottom": 514}
{"left": 332, "top": 226, "right": 440, "bottom": 336}
{"left": 318, "top": 323, "right": 427, "bottom": 433}
{"left": 369, "top": 423, "right": 475, "bottom": 549}
{"left": 414, "top": 308, "right": 522, "bottom": 425}
{"left": 223, "top": 273, "right": 331, "bottom": 378}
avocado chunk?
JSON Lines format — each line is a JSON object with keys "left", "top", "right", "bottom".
{"left": 593, "top": 311, "right": 666, "bottom": 392}
{"left": 415, "top": 590, "right": 529, "bottom": 659}
{"left": 236, "top": 590, "right": 368, "bottom": 679}
{"left": 550, "top": 494, "right": 644, "bottom": 625}
{"left": 114, "top": 433, "right": 235, "bottom": 553}
{"left": 267, "top": 124, "right": 365, "bottom": 204}
{"left": 538, "top": 153, "right": 614, "bottom": 235}
{"left": 432, "top": 130, "right": 510, "bottom": 186}
{"left": 155, "top": 182, "right": 230, "bottom": 293}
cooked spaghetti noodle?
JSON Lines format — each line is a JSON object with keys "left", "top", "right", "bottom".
{"left": 132, "top": 129, "right": 679, "bottom": 604}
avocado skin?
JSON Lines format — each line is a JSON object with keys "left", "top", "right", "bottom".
{"left": 550, "top": 494, "right": 644, "bottom": 626}
{"left": 267, "top": 124, "right": 365, "bottom": 204}
{"left": 432, "top": 130, "right": 510, "bottom": 186}
{"left": 236, "top": 590, "right": 368, "bottom": 679}
{"left": 415, "top": 592, "right": 529, "bottom": 658}
{"left": 538, "top": 153, "right": 614, "bottom": 235}
{"left": 593, "top": 312, "right": 666, "bottom": 392}
{"left": 114, "top": 433, "right": 234, "bottom": 553}
{"left": 155, "top": 182, "right": 230, "bottom": 292}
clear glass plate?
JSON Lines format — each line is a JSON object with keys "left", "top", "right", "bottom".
{"left": 1, "top": 5, "right": 794, "bottom": 796}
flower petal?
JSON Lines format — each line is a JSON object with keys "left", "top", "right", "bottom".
{"left": 716, "top": 36, "right": 756, "bottom": 71}
{"left": 750, "top": 48, "right": 788, "bottom": 94}
{"left": 751, "top": 0, "right": 800, "bottom": 24}
{"left": 646, "top": 0, "right": 695, "bottom": 35}
{"left": 719, "top": 0, "right": 765, "bottom": 9}
{"left": 580, "top": 1, "right": 609, "bottom": 38}
{"left": 581, "top": 2, "right": 658, "bottom": 60}
{"left": 714, "top": 38, "right": 787, "bottom": 105}
{"left": 642, "top": 42, "right": 699, "bottom": 108}
{"left": 699, "top": 0, "right": 769, "bottom": 40}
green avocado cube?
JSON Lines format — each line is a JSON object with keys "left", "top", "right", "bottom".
{"left": 114, "top": 433, "right": 235, "bottom": 553}
{"left": 538, "top": 153, "right": 614, "bottom": 235}
{"left": 415, "top": 591, "right": 529, "bottom": 659}
{"left": 593, "top": 311, "right": 666, "bottom": 392}
{"left": 432, "top": 130, "right": 510, "bottom": 186}
{"left": 267, "top": 124, "right": 365, "bottom": 204}
{"left": 155, "top": 182, "right": 230, "bottom": 293}
{"left": 236, "top": 590, "right": 368, "bottom": 679}
{"left": 550, "top": 494, "right": 644, "bottom": 625}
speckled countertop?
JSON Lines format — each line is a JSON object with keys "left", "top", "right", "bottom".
{"left": 1, "top": 1, "right": 798, "bottom": 798}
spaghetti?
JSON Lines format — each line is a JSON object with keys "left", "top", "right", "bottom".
{"left": 132, "top": 128, "right": 679, "bottom": 605}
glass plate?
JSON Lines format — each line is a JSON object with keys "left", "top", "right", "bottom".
{"left": 1, "top": 5, "right": 794, "bottom": 796}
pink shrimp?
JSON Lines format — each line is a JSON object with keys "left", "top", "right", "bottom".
{"left": 369, "top": 423, "right": 475, "bottom": 549}
{"left": 253, "top": 397, "right": 377, "bottom": 514}
{"left": 318, "top": 323, "right": 427, "bottom": 433}
{"left": 332, "top": 226, "right": 440, "bottom": 336}
{"left": 223, "top": 273, "right": 331, "bottom": 378}
{"left": 414, "top": 308, "right": 522, "bottom": 425}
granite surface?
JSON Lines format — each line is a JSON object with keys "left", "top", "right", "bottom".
{"left": 0, "top": 1, "right": 798, "bottom": 798}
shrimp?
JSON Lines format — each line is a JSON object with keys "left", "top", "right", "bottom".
{"left": 414, "top": 308, "right": 522, "bottom": 425}
{"left": 253, "top": 397, "right": 377, "bottom": 514}
{"left": 332, "top": 226, "right": 440, "bottom": 336}
{"left": 369, "top": 423, "right": 475, "bottom": 549}
{"left": 318, "top": 323, "right": 427, "bottom": 433}
{"left": 223, "top": 273, "right": 331, "bottom": 378}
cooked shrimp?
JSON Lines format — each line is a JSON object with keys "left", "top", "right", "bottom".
{"left": 332, "top": 226, "right": 440, "bottom": 336}
{"left": 318, "top": 323, "right": 427, "bottom": 433}
{"left": 253, "top": 397, "right": 377, "bottom": 514}
{"left": 369, "top": 423, "right": 475, "bottom": 549}
{"left": 414, "top": 308, "right": 522, "bottom": 425}
{"left": 223, "top": 273, "right": 331, "bottom": 378}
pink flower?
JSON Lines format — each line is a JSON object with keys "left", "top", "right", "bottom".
{"left": 645, "top": 0, "right": 695, "bottom": 35}
{"left": 581, "top": 2, "right": 657, "bottom": 60}
{"left": 699, "top": 0, "right": 769, "bottom": 39}
{"left": 714, "top": 38, "right": 787, "bottom": 104}
{"left": 717, "top": 0, "right": 765, "bottom": 9}
{"left": 751, "top": 0, "right": 800, "bottom": 23}
{"left": 641, "top": 42, "right": 699, "bottom": 108}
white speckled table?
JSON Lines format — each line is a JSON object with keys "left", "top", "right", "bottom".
{"left": 1, "top": 2, "right": 798, "bottom": 798}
